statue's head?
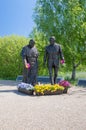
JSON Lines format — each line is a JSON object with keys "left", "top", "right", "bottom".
{"left": 49, "top": 36, "right": 56, "bottom": 45}
{"left": 29, "top": 39, "right": 35, "bottom": 48}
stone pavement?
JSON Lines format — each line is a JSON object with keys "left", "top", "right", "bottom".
{"left": 0, "top": 80, "right": 86, "bottom": 130}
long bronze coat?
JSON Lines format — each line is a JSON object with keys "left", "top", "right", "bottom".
{"left": 21, "top": 45, "right": 39, "bottom": 85}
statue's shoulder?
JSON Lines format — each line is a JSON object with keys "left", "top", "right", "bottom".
{"left": 46, "top": 44, "right": 51, "bottom": 48}
{"left": 21, "top": 45, "right": 26, "bottom": 52}
{"left": 55, "top": 43, "right": 60, "bottom": 46}
{"left": 32, "top": 46, "right": 38, "bottom": 53}
{"left": 22, "top": 45, "right": 28, "bottom": 50}
{"left": 23, "top": 45, "right": 31, "bottom": 53}
{"left": 33, "top": 46, "right": 37, "bottom": 49}
{"left": 32, "top": 46, "right": 38, "bottom": 50}
{"left": 55, "top": 43, "right": 61, "bottom": 48}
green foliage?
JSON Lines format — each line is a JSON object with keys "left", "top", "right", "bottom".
{"left": 0, "top": 35, "right": 29, "bottom": 79}
{"left": 33, "top": 0, "right": 86, "bottom": 79}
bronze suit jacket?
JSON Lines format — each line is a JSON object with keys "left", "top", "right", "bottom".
{"left": 44, "top": 43, "right": 64, "bottom": 67}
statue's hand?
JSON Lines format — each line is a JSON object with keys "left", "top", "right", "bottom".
{"left": 60, "top": 59, "right": 66, "bottom": 67}
{"left": 60, "top": 59, "right": 65, "bottom": 64}
{"left": 25, "top": 63, "right": 30, "bottom": 69}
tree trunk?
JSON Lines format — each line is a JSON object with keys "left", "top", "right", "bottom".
{"left": 71, "top": 66, "right": 76, "bottom": 80}
{"left": 71, "top": 60, "right": 81, "bottom": 80}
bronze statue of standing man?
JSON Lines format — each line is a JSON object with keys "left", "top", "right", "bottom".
{"left": 21, "top": 39, "right": 39, "bottom": 86}
{"left": 44, "top": 36, "right": 64, "bottom": 85}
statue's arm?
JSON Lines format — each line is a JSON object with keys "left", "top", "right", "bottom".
{"left": 43, "top": 47, "right": 48, "bottom": 66}
{"left": 21, "top": 46, "right": 26, "bottom": 59}
{"left": 59, "top": 45, "right": 64, "bottom": 60}
{"left": 20, "top": 46, "right": 28, "bottom": 66}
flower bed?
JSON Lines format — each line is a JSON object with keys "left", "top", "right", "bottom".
{"left": 17, "top": 80, "right": 71, "bottom": 95}
{"left": 33, "top": 84, "right": 64, "bottom": 96}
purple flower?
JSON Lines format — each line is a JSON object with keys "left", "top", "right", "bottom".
{"left": 58, "top": 80, "right": 71, "bottom": 88}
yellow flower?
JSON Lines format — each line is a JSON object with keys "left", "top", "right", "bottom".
{"left": 34, "top": 83, "right": 64, "bottom": 95}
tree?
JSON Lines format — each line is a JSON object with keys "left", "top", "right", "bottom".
{"left": 33, "top": 0, "right": 86, "bottom": 79}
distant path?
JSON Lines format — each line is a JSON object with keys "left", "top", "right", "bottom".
{"left": 0, "top": 80, "right": 86, "bottom": 130}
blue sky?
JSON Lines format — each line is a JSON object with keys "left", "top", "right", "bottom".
{"left": 0, "top": 0, "right": 36, "bottom": 37}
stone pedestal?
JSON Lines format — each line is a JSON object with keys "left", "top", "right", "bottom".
{"left": 16, "top": 75, "right": 64, "bottom": 84}
{"left": 77, "top": 79, "right": 86, "bottom": 87}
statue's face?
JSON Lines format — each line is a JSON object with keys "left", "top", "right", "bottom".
{"left": 29, "top": 40, "right": 35, "bottom": 48}
{"left": 50, "top": 37, "right": 55, "bottom": 45}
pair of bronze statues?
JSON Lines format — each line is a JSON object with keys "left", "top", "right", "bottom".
{"left": 21, "top": 36, "right": 64, "bottom": 86}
